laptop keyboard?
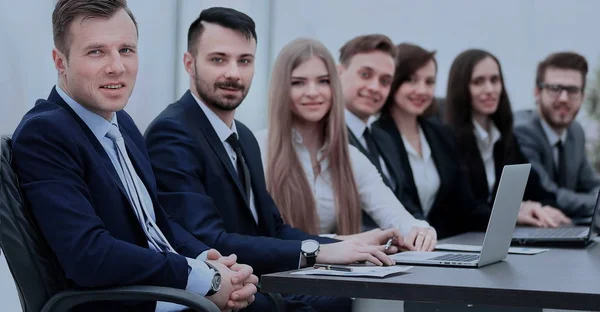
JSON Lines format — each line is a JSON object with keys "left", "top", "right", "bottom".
{"left": 430, "top": 253, "right": 480, "bottom": 262}
{"left": 514, "top": 227, "right": 588, "bottom": 238}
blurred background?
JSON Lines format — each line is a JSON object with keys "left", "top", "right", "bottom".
{"left": 1, "top": 0, "right": 600, "bottom": 309}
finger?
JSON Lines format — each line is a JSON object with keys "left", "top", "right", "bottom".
{"left": 384, "top": 245, "right": 399, "bottom": 254}
{"left": 231, "top": 283, "right": 257, "bottom": 302}
{"left": 363, "top": 246, "right": 394, "bottom": 266}
{"left": 421, "top": 234, "right": 434, "bottom": 252}
{"left": 227, "top": 298, "right": 251, "bottom": 310}
{"left": 363, "top": 253, "right": 383, "bottom": 266}
{"left": 535, "top": 208, "right": 558, "bottom": 227}
{"left": 231, "top": 265, "right": 253, "bottom": 284}
{"left": 404, "top": 229, "right": 418, "bottom": 251}
{"left": 217, "top": 254, "right": 237, "bottom": 267}
{"left": 414, "top": 233, "right": 425, "bottom": 251}
{"left": 241, "top": 274, "right": 259, "bottom": 286}
{"left": 428, "top": 237, "right": 437, "bottom": 252}
{"left": 205, "top": 249, "right": 222, "bottom": 260}
{"left": 521, "top": 214, "right": 544, "bottom": 227}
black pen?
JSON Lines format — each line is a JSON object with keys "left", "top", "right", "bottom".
{"left": 313, "top": 264, "right": 352, "bottom": 272}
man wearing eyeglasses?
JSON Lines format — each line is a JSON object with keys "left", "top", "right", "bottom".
{"left": 515, "top": 51, "right": 600, "bottom": 220}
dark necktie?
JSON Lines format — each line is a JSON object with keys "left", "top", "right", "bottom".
{"left": 556, "top": 140, "right": 566, "bottom": 187}
{"left": 226, "top": 133, "right": 251, "bottom": 199}
{"left": 363, "top": 127, "right": 384, "bottom": 177}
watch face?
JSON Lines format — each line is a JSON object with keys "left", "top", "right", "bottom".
{"left": 212, "top": 273, "right": 221, "bottom": 291}
{"left": 302, "top": 239, "right": 319, "bottom": 254}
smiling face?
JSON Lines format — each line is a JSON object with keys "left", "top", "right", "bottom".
{"left": 53, "top": 8, "right": 138, "bottom": 120}
{"left": 393, "top": 59, "right": 436, "bottom": 116}
{"left": 185, "top": 22, "right": 256, "bottom": 112}
{"left": 339, "top": 51, "right": 395, "bottom": 121}
{"left": 289, "top": 56, "right": 333, "bottom": 124}
{"left": 469, "top": 56, "right": 503, "bottom": 118}
{"left": 536, "top": 67, "right": 584, "bottom": 130}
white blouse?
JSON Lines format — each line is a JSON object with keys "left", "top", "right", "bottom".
{"left": 472, "top": 119, "right": 501, "bottom": 198}
{"left": 254, "top": 129, "right": 431, "bottom": 236}
{"left": 401, "top": 126, "right": 440, "bottom": 216}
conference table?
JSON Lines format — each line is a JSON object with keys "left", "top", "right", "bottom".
{"left": 261, "top": 232, "right": 600, "bottom": 311}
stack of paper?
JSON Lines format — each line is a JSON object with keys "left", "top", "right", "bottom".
{"left": 290, "top": 265, "right": 413, "bottom": 278}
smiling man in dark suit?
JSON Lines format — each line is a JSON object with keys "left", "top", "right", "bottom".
{"left": 515, "top": 52, "right": 600, "bottom": 219}
{"left": 145, "top": 7, "right": 399, "bottom": 312}
{"left": 338, "top": 35, "right": 420, "bottom": 224}
{"left": 10, "top": 1, "right": 258, "bottom": 311}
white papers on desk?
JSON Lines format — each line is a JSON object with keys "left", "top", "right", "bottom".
{"left": 291, "top": 265, "right": 413, "bottom": 278}
{"left": 435, "top": 243, "right": 549, "bottom": 255}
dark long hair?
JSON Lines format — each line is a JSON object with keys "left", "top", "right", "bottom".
{"left": 444, "top": 49, "right": 515, "bottom": 156}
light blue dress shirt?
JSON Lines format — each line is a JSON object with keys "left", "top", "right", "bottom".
{"left": 55, "top": 86, "right": 213, "bottom": 311}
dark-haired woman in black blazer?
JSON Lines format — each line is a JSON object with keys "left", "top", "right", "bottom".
{"left": 444, "top": 49, "right": 571, "bottom": 228}
{"left": 374, "top": 43, "right": 493, "bottom": 239}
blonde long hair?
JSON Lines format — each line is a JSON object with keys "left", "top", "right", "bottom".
{"left": 266, "top": 38, "right": 362, "bottom": 235}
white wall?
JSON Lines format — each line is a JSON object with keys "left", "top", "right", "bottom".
{"left": 1, "top": 0, "right": 599, "bottom": 134}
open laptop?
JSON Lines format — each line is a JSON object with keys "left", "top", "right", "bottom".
{"left": 390, "top": 164, "right": 531, "bottom": 268}
{"left": 511, "top": 190, "right": 599, "bottom": 247}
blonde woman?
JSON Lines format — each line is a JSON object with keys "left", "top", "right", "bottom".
{"left": 255, "top": 38, "right": 436, "bottom": 251}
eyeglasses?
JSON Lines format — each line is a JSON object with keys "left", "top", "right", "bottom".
{"left": 538, "top": 82, "right": 583, "bottom": 100}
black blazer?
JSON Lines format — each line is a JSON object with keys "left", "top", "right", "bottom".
{"left": 347, "top": 126, "right": 421, "bottom": 217}
{"left": 145, "top": 91, "right": 335, "bottom": 278}
{"left": 457, "top": 130, "right": 557, "bottom": 208}
{"left": 375, "top": 115, "right": 491, "bottom": 239}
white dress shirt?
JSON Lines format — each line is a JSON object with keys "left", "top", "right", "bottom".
{"left": 539, "top": 117, "right": 568, "bottom": 169}
{"left": 401, "top": 125, "right": 440, "bottom": 216}
{"left": 192, "top": 93, "right": 259, "bottom": 223}
{"left": 345, "top": 109, "right": 395, "bottom": 187}
{"left": 473, "top": 119, "right": 502, "bottom": 198}
{"left": 254, "top": 129, "right": 431, "bottom": 236}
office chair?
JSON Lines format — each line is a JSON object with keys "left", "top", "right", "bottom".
{"left": 0, "top": 135, "right": 219, "bottom": 312}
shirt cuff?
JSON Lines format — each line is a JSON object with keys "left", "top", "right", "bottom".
{"left": 318, "top": 234, "right": 336, "bottom": 238}
{"left": 185, "top": 257, "right": 213, "bottom": 296}
{"left": 197, "top": 250, "right": 209, "bottom": 261}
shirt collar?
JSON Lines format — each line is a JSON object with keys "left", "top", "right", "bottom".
{"left": 402, "top": 124, "right": 431, "bottom": 160}
{"left": 191, "top": 91, "right": 238, "bottom": 143}
{"left": 345, "top": 109, "right": 368, "bottom": 138}
{"left": 55, "top": 85, "right": 117, "bottom": 142}
{"left": 472, "top": 118, "right": 501, "bottom": 146}
{"left": 539, "top": 116, "right": 567, "bottom": 146}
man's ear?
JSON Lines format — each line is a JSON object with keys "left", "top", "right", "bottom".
{"left": 337, "top": 63, "right": 345, "bottom": 77}
{"left": 52, "top": 48, "right": 67, "bottom": 76}
{"left": 183, "top": 51, "right": 196, "bottom": 78}
{"left": 534, "top": 86, "right": 541, "bottom": 104}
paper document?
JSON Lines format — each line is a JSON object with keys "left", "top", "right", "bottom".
{"left": 435, "top": 243, "right": 549, "bottom": 255}
{"left": 291, "top": 265, "right": 413, "bottom": 278}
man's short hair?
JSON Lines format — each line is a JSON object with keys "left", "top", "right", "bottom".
{"left": 536, "top": 52, "right": 589, "bottom": 89}
{"left": 52, "top": 0, "right": 138, "bottom": 59}
{"left": 187, "top": 7, "right": 257, "bottom": 56}
{"left": 338, "top": 34, "right": 396, "bottom": 67}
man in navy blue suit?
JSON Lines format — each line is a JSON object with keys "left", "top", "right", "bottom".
{"left": 11, "top": 1, "right": 258, "bottom": 311}
{"left": 145, "top": 7, "right": 403, "bottom": 312}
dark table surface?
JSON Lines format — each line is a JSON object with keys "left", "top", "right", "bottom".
{"left": 261, "top": 232, "right": 600, "bottom": 311}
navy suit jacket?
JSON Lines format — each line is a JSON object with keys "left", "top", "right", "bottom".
{"left": 145, "top": 91, "right": 335, "bottom": 278}
{"left": 11, "top": 88, "right": 209, "bottom": 312}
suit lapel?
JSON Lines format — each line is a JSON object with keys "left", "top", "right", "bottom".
{"left": 49, "top": 89, "right": 129, "bottom": 200}
{"left": 371, "top": 129, "right": 400, "bottom": 192}
{"left": 375, "top": 116, "right": 422, "bottom": 214}
{"left": 533, "top": 116, "right": 557, "bottom": 180}
{"left": 181, "top": 93, "right": 250, "bottom": 207}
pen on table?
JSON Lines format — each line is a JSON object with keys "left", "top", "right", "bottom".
{"left": 313, "top": 264, "right": 352, "bottom": 272}
{"left": 384, "top": 237, "right": 394, "bottom": 251}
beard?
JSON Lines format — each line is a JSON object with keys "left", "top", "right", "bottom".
{"left": 539, "top": 97, "right": 579, "bottom": 129}
{"left": 193, "top": 65, "right": 249, "bottom": 111}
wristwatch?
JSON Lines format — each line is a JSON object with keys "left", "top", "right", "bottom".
{"left": 204, "top": 261, "right": 221, "bottom": 296}
{"left": 301, "top": 239, "right": 320, "bottom": 267}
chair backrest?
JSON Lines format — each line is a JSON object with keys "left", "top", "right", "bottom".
{"left": 0, "top": 135, "right": 70, "bottom": 312}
